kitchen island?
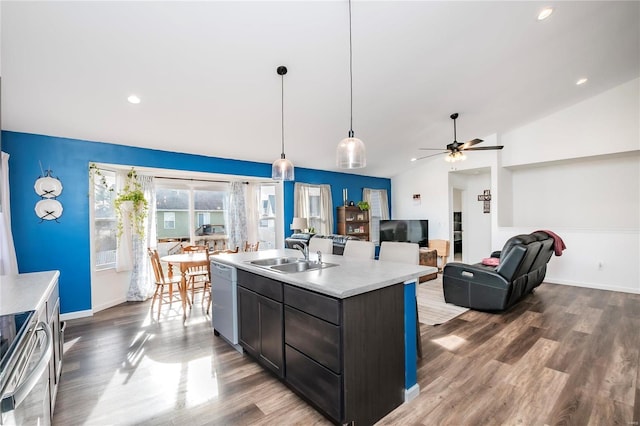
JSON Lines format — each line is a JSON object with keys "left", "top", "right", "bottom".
{"left": 211, "top": 249, "right": 435, "bottom": 425}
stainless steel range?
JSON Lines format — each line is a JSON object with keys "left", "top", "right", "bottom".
{"left": 0, "top": 310, "right": 53, "bottom": 425}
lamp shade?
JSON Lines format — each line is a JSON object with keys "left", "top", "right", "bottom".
{"left": 272, "top": 156, "right": 295, "bottom": 181}
{"left": 290, "top": 217, "right": 308, "bottom": 232}
{"left": 336, "top": 136, "right": 366, "bottom": 169}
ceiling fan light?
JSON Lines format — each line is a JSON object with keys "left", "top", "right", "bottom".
{"left": 272, "top": 156, "right": 295, "bottom": 181}
{"left": 337, "top": 136, "right": 366, "bottom": 168}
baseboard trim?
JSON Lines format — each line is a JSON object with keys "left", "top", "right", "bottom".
{"left": 61, "top": 309, "right": 93, "bottom": 321}
{"left": 404, "top": 384, "right": 420, "bottom": 402}
{"left": 544, "top": 278, "right": 640, "bottom": 294}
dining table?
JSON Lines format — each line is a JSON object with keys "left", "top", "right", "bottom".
{"left": 160, "top": 252, "right": 209, "bottom": 320}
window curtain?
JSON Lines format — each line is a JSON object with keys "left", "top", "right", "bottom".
{"left": 227, "top": 181, "right": 248, "bottom": 251}
{"left": 294, "top": 183, "right": 333, "bottom": 235}
{"left": 363, "top": 188, "right": 389, "bottom": 245}
{"left": 0, "top": 152, "right": 19, "bottom": 275}
{"left": 245, "top": 182, "right": 260, "bottom": 247}
{"left": 127, "top": 174, "right": 155, "bottom": 301}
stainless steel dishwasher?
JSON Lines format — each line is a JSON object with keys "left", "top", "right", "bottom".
{"left": 210, "top": 260, "right": 242, "bottom": 353}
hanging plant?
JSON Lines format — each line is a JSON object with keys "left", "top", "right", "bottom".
{"left": 114, "top": 168, "right": 148, "bottom": 238}
{"left": 89, "top": 163, "right": 114, "bottom": 193}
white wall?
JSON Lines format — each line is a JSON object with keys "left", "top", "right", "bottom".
{"left": 393, "top": 77, "right": 640, "bottom": 294}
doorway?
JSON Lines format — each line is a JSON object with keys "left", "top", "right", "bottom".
{"left": 452, "top": 189, "right": 463, "bottom": 261}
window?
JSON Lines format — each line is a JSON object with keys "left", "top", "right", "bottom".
{"left": 363, "top": 188, "right": 389, "bottom": 244}
{"left": 93, "top": 168, "right": 117, "bottom": 269}
{"left": 257, "top": 184, "right": 276, "bottom": 249}
{"left": 156, "top": 188, "right": 189, "bottom": 240}
{"left": 294, "top": 183, "right": 333, "bottom": 235}
{"left": 155, "top": 185, "right": 228, "bottom": 251}
{"left": 163, "top": 212, "right": 176, "bottom": 229}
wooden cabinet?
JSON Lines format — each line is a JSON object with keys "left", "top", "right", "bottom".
{"left": 237, "top": 270, "right": 284, "bottom": 378}
{"left": 419, "top": 248, "right": 438, "bottom": 282}
{"left": 337, "top": 206, "right": 369, "bottom": 240}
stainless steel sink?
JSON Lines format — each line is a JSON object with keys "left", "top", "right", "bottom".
{"left": 270, "top": 261, "right": 337, "bottom": 273}
{"left": 249, "top": 257, "right": 300, "bottom": 267}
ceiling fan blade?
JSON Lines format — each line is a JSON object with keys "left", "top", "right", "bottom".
{"left": 460, "top": 138, "right": 483, "bottom": 150}
{"left": 414, "top": 151, "right": 448, "bottom": 161}
{"left": 463, "top": 145, "right": 504, "bottom": 151}
{"left": 418, "top": 147, "right": 447, "bottom": 151}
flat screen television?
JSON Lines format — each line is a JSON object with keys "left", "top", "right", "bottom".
{"left": 379, "top": 220, "right": 429, "bottom": 247}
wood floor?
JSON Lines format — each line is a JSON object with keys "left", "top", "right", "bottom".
{"left": 53, "top": 283, "right": 640, "bottom": 425}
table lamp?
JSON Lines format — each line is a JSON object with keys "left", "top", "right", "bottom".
{"left": 290, "top": 217, "right": 308, "bottom": 233}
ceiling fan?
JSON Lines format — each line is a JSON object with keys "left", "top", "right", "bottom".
{"left": 414, "top": 113, "right": 504, "bottom": 162}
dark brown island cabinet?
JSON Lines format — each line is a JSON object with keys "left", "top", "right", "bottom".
{"left": 236, "top": 269, "right": 405, "bottom": 425}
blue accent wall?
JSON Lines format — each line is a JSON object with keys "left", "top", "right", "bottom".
{"left": 3, "top": 131, "right": 391, "bottom": 314}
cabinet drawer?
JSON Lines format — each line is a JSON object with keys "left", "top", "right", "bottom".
{"left": 285, "top": 345, "right": 342, "bottom": 422}
{"left": 284, "top": 284, "right": 340, "bottom": 325}
{"left": 285, "top": 306, "right": 340, "bottom": 374}
{"left": 238, "top": 270, "right": 283, "bottom": 302}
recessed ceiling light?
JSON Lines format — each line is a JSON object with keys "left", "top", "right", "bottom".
{"left": 410, "top": 158, "right": 417, "bottom": 162}
{"left": 576, "top": 78, "right": 588, "bottom": 86}
{"left": 127, "top": 95, "right": 141, "bottom": 104}
{"left": 537, "top": 7, "right": 553, "bottom": 21}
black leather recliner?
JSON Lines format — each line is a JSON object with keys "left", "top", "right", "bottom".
{"left": 442, "top": 231, "right": 555, "bottom": 311}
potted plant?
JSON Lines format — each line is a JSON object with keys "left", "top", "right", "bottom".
{"left": 114, "top": 167, "right": 148, "bottom": 238}
{"left": 357, "top": 201, "right": 369, "bottom": 211}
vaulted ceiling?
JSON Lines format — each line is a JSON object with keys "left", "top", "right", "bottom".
{"left": 2, "top": 1, "right": 638, "bottom": 177}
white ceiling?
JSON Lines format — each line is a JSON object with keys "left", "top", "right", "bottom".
{"left": 2, "top": 1, "right": 638, "bottom": 178}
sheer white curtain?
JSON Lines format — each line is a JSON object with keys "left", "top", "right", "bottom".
{"left": 319, "top": 185, "right": 334, "bottom": 234}
{"left": 0, "top": 152, "right": 19, "bottom": 275}
{"left": 363, "top": 188, "right": 389, "bottom": 245}
{"left": 227, "top": 181, "right": 248, "bottom": 251}
{"left": 294, "top": 183, "right": 333, "bottom": 235}
{"left": 127, "top": 175, "right": 155, "bottom": 301}
{"left": 245, "top": 182, "right": 260, "bottom": 247}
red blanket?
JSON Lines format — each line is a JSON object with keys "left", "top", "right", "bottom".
{"left": 536, "top": 230, "right": 566, "bottom": 256}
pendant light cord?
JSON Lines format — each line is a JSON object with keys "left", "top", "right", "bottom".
{"left": 348, "top": 0, "right": 354, "bottom": 137}
{"left": 281, "top": 72, "right": 285, "bottom": 158}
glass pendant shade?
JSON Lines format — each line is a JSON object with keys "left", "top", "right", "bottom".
{"left": 272, "top": 155, "right": 294, "bottom": 181}
{"left": 337, "top": 135, "right": 366, "bottom": 169}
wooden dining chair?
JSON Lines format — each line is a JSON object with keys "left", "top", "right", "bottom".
{"left": 244, "top": 241, "right": 260, "bottom": 252}
{"left": 180, "top": 246, "right": 211, "bottom": 306}
{"left": 147, "top": 248, "right": 184, "bottom": 320}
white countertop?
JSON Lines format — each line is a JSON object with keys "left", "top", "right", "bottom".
{"left": 211, "top": 249, "right": 436, "bottom": 299}
{"left": 0, "top": 270, "right": 60, "bottom": 315}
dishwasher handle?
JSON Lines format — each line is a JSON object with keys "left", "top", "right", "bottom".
{"left": 1, "top": 322, "right": 53, "bottom": 411}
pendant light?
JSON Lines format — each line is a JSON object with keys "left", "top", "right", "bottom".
{"left": 272, "top": 66, "right": 295, "bottom": 181}
{"left": 336, "top": 0, "right": 366, "bottom": 169}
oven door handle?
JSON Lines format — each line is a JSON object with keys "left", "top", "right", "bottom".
{"left": 1, "top": 322, "right": 53, "bottom": 411}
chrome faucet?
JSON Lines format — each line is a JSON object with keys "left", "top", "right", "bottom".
{"left": 317, "top": 251, "right": 323, "bottom": 264}
{"left": 292, "top": 242, "right": 309, "bottom": 261}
